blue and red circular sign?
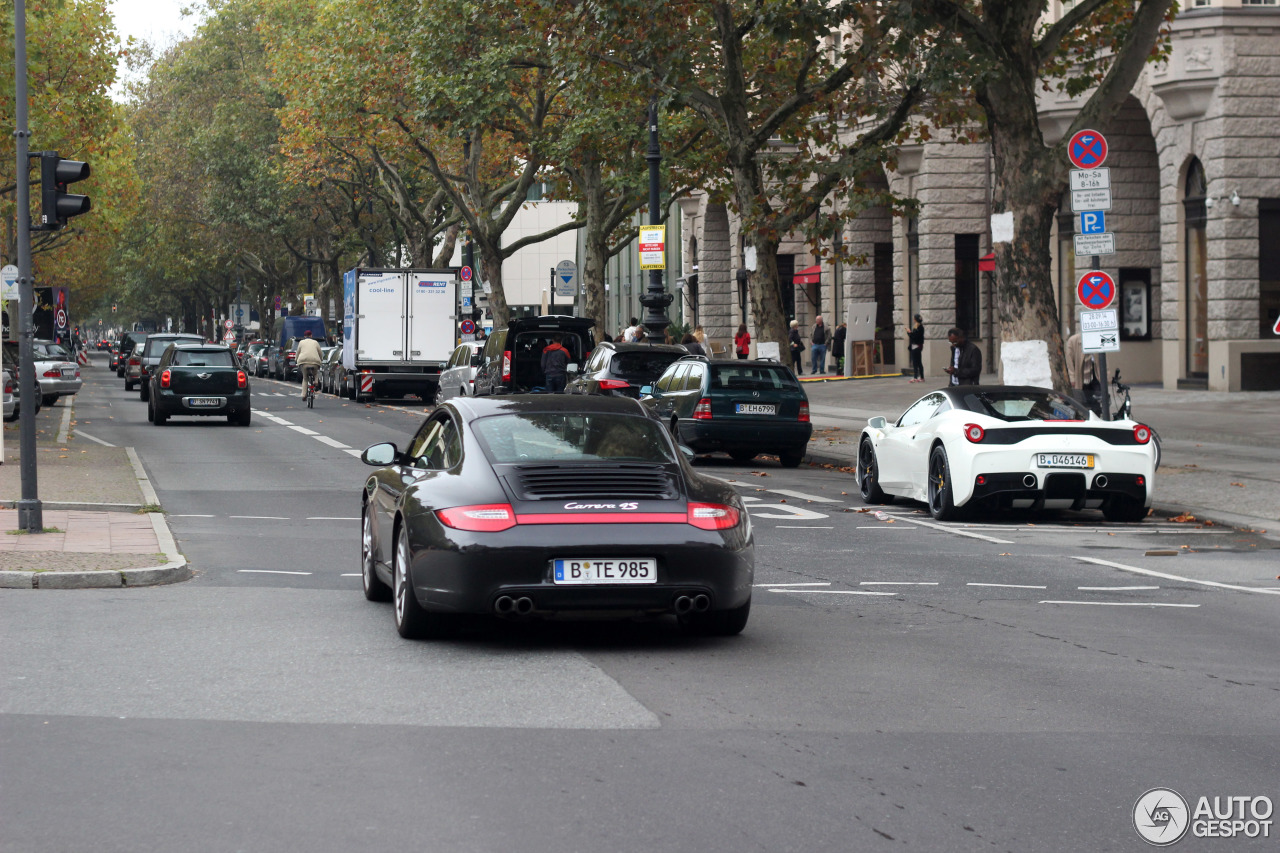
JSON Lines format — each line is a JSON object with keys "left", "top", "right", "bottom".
{"left": 460, "top": 266, "right": 473, "bottom": 282}
{"left": 1076, "top": 270, "right": 1117, "bottom": 310}
{"left": 460, "top": 319, "right": 476, "bottom": 335}
{"left": 1068, "top": 129, "right": 1108, "bottom": 170}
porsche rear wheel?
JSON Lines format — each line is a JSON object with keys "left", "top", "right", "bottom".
{"left": 393, "top": 525, "right": 453, "bottom": 638}
{"left": 679, "top": 598, "right": 750, "bottom": 637}
{"left": 927, "top": 445, "right": 963, "bottom": 521}
{"left": 857, "top": 438, "right": 891, "bottom": 504}
{"left": 362, "top": 505, "right": 391, "bottom": 602}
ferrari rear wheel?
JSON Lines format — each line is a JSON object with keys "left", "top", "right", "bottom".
{"left": 857, "top": 438, "right": 891, "bottom": 504}
{"left": 1103, "top": 497, "right": 1148, "bottom": 523}
{"left": 927, "top": 445, "right": 963, "bottom": 521}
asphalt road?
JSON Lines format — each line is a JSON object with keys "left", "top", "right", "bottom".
{"left": 3, "top": 366, "right": 1278, "bottom": 852}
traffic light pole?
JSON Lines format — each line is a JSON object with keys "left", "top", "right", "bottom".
{"left": 12, "top": 0, "right": 42, "bottom": 531}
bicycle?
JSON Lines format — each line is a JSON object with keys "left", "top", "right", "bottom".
{"left": 301, "top": 365, "right": 319, "bottom": 409}
{"left": 1110, "top": 369, "right": 1162, "bottom": 467}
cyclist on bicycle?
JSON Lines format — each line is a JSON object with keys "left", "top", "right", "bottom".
{"left": 295, "top": 329, "right": 323, "bottom": 399}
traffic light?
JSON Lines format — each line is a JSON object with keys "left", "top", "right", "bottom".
{"left": 39, "top": 152, "right": 91, "bottom": 230}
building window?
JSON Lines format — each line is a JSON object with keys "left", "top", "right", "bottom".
{"left": 1183, "top": 160, "right": 1208, "bottom": 376}
{"left": 907, "top": 217, "right": 919, "bottom": 319}
{"left": 1241, "top": 0, "right": 1277, "bottom": 6}
{"left": 874, "top": 243, "right": 895, "bottom": 364}
{"left": 1119, "top": 269, "right": 1152, "bottom": 341}
{"left": 1260, "top": 200, "right": 1280, "bottom": 339}
{"left": 954, "top": 234, "right": 981, "bottom": 337}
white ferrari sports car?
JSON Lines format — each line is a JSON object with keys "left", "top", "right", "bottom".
{"left": 855, "top": 386, "right": 1158, "bottom": 522}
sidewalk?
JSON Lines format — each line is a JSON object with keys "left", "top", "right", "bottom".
{"left": 796, "top": 369, "right": 1280, "bottom": 539}
{"left": 0, "top": 382, "right": 188, "bottom": 588}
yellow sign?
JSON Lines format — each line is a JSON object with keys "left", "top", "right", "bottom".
{"left": 638, "top": 225, "right": 665, "bottom": 270}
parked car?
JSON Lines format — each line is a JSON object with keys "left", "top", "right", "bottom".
{"left": 123, "top": 342, "right": 145, "bottom": 390}
{"left": 138, "top": 333, "right": 203, "bottom": 401}
{"left": 434, "top": 342, "right": 485, "bottom": 404}
{"left": 473, "top": 315, "right": 596, "bottom": 396}
{"left": 113, "top": 332, "right": 143, "bottom": 376}
{"left": 318, "top": 345, "right": 343, "bottom": 394}
{"left": 2, "top": 365, "right": 39, "bottom": 421}
{"left": 96, "top": 339, "right": 113, "bottom": 352}
{"left": 147, "top": 342, "right": 251, "bottom": 426}
{"left": 6, "top": 340, "right": 83, "bottom": 407}
{"left": 854, "top": 385, "right": 1159, "bottom": 522}
{"left": 568, "top": 341, "right": 689, "bottom": 399}
{"left": 358, "top": 394, "right": 753, "bottom": 638}
{"left": 639, "top": 356, "right": 812, "bottom": 467}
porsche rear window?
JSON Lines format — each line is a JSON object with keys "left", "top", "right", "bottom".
{"left": 473, "top": 412, "right": 676, "bottom": 464}
{"left": 963, "top": 391, "right": 1087, "bottom": 421}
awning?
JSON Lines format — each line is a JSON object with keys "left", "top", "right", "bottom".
{"left": 793, "top": 264, "right": 822, "bottom": 285}
{"left": 979, "top": 252, "right": 995, "bottom": 272}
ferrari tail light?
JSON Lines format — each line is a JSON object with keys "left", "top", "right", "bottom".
{"left": 975, "top": 475, "right": 986, "bottom": 485}
{"left": 237, "top": 370, "right": 247, "bottom": 389}
{"left": 502, "top": 351, "right": 512, "bottom": 383}
{"left": 1136, "top": 475, "right": 1145, "bottom": 486}
{"left": 798, "top": 401, "right": 810, "bottom": 423}
{"left": 963, "top": 423, "right": 985, "bottom": 443}
{"left": 597, "top": 379, "right": 630, "bottom": 391}
{"left": 1133, "top": 424, "right": 1151, "bottom": 444}
{"left": 436, "top": 504, "right": 517, "bottom": 532}
{"left": 693, "top": 397, "right": 713, "bottom": 420}
{"left": 687, "top": 502, "right": 740, "bottom": 530}
{"left": 160, "top": 369, "right": 171, "bottom": 388}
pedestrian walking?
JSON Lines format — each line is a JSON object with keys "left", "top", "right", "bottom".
{"left": 541, "top": 334, "right": 571, "bottom": 393}
{"left": 831, "top": 321, "right": 847, "bottom": 375}
{"left": 1065, "top": 329, "right": 1102, "bottom": 414}
{"left": 734, "top": 324, "right": 751, "bottom": 360}
{"left": 944, "top": 327, "right": 982, "bottom": 386}
{"left": 681, "top": 333, "right": 705, "bottom": 356}
{"left": 693, "top": 325, "right": 706, "bottom": 345}
{"left": 810, "top": 315, "right": 828, "bottom": 374}
{"left": 788, "top": 320, "right": 803, "bottom": 373}
{"left": 907, "top": 314, "right": 925, "bottom": 382}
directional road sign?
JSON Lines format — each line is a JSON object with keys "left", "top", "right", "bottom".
{"left": 1, "top": 264, "right": 18, "bottom": 301}
{"left": 1079, "top": 210, "right": 1107, "bottom": 235}
{"left": 1068, "top": 129, "right": 1108, "bottom": 169}
{"left": 1074, "top": 233, "right": 1116, "bottom": 258}
{"left": 1077, "top": 270, "right": 1117, "bottom": 311}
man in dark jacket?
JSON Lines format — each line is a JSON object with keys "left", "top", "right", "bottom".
{"left": 831, "top": 322, "right": 847, "bottom": 375}
{"left": 944, "top": 327, "right": 982, "bottom": 386}
{"left": 541, "top": 335, "right": 570, "bottom": 393}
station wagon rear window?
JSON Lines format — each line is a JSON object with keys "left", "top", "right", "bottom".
{"left": 710, "top": 365, "right": 800, "bottom": 390}
{"left": 963, "top": 391, "right": 1087, "bottom": 421}
{"left": 611, "top": 351, "right": 686, "bottom": 381}
{"left": 473, "top": 413, "right": 676, "bottom": 464}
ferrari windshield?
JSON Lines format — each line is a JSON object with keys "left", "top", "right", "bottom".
{"left": 962, "top": 391, "right": 1088, "bottom": 421}
{"left": 472, "top": 412, "right": 677, "bottom": 464}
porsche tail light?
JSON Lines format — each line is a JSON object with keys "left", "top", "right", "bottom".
{"left": 502, "top": 351, "right": 512, "bottom": 383}
{"left": 160, "top": 369, "right": 171, "bottom": 388}
{"left": 693, "top": 397, "right": 713, "bottom": 420}
{"left": 1133, "top": 424, "right": 1151, "bottom": 444}
{"left": 237, "top": 370, "right": 248, "bottom": 389}
{"left": 598, "top": 379, "right": 630, "bottom": 391}
{"left": 436, "top": 504, "right": 517, "bottom": 532}
{"left": 687, "top": 502, "right": 740, "bottom": 530}
{"left": 963, "top": 423, "right": 985, "bottom": 443}
{"left": 798, "top": 401, "right": 810, "bottom": 423}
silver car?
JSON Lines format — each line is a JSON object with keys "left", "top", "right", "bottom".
{"left": 2, "top": 367, "right": 14, "bottom": 421}
{"left": 28, "top": 340, "right": 82, "bottom": 406}
{"left": 435, "top": 342, "right": 485, "bottom": 404}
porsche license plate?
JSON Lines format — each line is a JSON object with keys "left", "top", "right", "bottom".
{"left": 1037, "top": 453, "right": 1094, "bottom": 469}
{"left": 186, "top": 397, "right": 224, "bottom": 408}
{"left": 735, "top": 403, "right": 776, "bottom": 415}
{"left": 553, "top": 558, "right": 657, "bottom": 584}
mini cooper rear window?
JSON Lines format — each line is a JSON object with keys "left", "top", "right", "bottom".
{"left": 172, "top": 349, "right": 235, "bottom": 367}
{"left": 473, "top": 412, "right": 676, "bottom": 464}
{"left": 963, "top": 391, "right": 1087, "bottom": 421}
{"left": 710, "top": 365, "right": 800, "bottom": 391}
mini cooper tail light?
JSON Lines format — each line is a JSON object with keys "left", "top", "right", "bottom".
{"left": 963, "top": 423, "right": 985, "bottom": 443}
{"left": 436, "top": 504, "right": 517, "bottom": 532}
{"left": 1133, "top": 424, "right": 1151, "bottom": 444}
{"left": 598, "top": 379, "right": 630, "bottom": 390}
{"left": 160, "top": 369, "right": 171, "bottom": 388}
{"left": 693, "top": 397, "right": 713, "bottom": 420}
{"left": 237, "top": 370, "right": 247, "bottom": 389}
{"left": 502, "top": 351, "right": 512, "bottom": 383}
{"left": 687, "top": 502, "right": 740, "bottom": 530}
{"left": 798, "top": 401, "right": 810, "bottom": 423}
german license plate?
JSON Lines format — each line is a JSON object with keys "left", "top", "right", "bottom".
{"left": 735, "top": 403, "right": 776, "bottom": 415}
{"left": 1037, "top": 453, "right": 1094, "bottom": 468}
{"left": 553, "top": 558, "right": 657, "bottom": 584}
{"left": 186, "top": 397, "right": 224, "bottom": 408}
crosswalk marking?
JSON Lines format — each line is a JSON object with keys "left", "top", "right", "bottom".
{"left": 767, "top": 489, "right": 842, "bottom": 503}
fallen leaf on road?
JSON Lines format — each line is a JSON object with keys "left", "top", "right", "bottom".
{"left": 1203, "top": 519, "right": 1215, "bottom": 526}
{"left": 1169, "top": 514, "right": 1196, "bottom": 523}
{"left": 58, "top": 455, "right": 67, "bottom": 458}
{"left": 1230, "top": 482, "right": 1245, "bottom": 487}
{"left": 779, "top": 499, "right": 787, "bottom": 503}
{"left": 998, "top": 553, "right": 1012, "bottom": 556}
{"left": 750, "top": 471, "right": 769, "bottom": 477}
{"left": 884, "top": 518, "right": 895, "bottom": 523}
{"left": 841, "top": 491, "right": 848, "bottom": 495}
{"left": 857, "top": 507, "right": 872, "bottom": 513}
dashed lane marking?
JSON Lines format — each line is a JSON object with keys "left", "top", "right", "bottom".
{"left": 287, "top": 425, "right": 320, "bottom": 436}
{"left": 305, "top": 517, "right": 360, "bottom": 521}
{"left": 753, "top": 582, "right": 831, "bottom": 587}
{"left": 229, "top": 515, "right": 289, "bottom": 520}
{"left": 1038, "top": 600, "right": 1200, "bottom": 608}
{"left": 340, "top": 573, "right": 361, "bottom": 577}
{"left": 767, "top": 489, "right": 843, "bottom": 503}
{"left": 776, "top": 525, "right": 834, "bottom": 529}
{"left": 314, "top": 435, "right": 349, "bottom": 449}
{"left": 861, "top": 582, "right": 938, "bottom": 586}
{"left": 968, "top": 582, "right": 1048, "bottom": 590}
{"left": 76, "top": 430, "right": 115, "bottom": 447}
{"left": 238, "top": 570, "right": 312, "bottom": 576}
{"left": 1078, "top": 585, "right": 1160, "bottom": 591}
{"left": 902, "top": 517, "right": 1015, "bottom": 544}
{"left": 344, "top": 449, "right": 363, "bottom": 458}
{"left": 768, "top": 589, "right": 897, "bottom": 596}
{"left": 1073, "top": 556, "right": 1280, "bottom": 596}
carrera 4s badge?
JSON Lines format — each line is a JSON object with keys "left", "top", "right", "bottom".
{"left": 563, "top": 502, "right": 640, "bottom": 511}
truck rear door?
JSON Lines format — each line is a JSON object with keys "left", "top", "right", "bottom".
{"left": 357, "top": 272, "right": 407, "bottom": 362}
{"left": 408, "top": 273, "right": 456, "bottom": 363}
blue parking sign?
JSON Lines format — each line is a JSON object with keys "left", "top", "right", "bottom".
{"left": 1079, "top": 210, "right": 1106, "bottom": 235}
{"left": 462, "top": 296, "right": 472, "bottom": 307}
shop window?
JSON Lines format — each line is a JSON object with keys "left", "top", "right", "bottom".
{"left": 954, "top": 234, "right": 980, "bottom": 337}
{"left": 1260, "top": 200, "right": 1280, "bottom": 339}
{"left": 1119, "top": 269, "right": 1151, "bottom": 341}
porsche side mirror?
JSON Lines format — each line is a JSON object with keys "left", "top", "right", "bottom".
{"left": 362, "top": 442, "right": 398, "bottom": 467}
{"left": 868, "top": 416, "right": 887, "bottom": 430}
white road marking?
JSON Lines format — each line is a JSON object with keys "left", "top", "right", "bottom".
{"left": 776, "top": 525, "right": 834, "bottom": 529}
{"left": 753, "top": 582, "right": 831, "bottom": 587}
{"left": 1078, "top": 586, "right": 1160, "bottom": 591}
{"left": 287, "top": 425, "right": 320, "bottom": 435}
{"left": 767, "top": 489, "right": 842, "bottom": 503}
{"left": 340, "top": 573, "right": 361, "bottom": 577}
{"left": 1073, "top": 556, "right": 1280, "bottom": 596}
{"left": 306, "top": 517, "right": 360, "bottom": 521}
{"left": 968, "top": 582, "right": 1047, "bottom": 589}
{"left": 237, "top": 570, "right": 311, "bottom": 576}
{"left": 343, "top": 449, "right": 363, "bottom": 458}
{"left": 740, "top": 496, "right": 762, "bottom": 502}
{"left": 56, "top": 403, "right": 72, "bottom": 444}
{"left": 76, "top": 430, "right": 115, "bottom": 447}
{"left": 769, "top": 589, "right": 897, "bottom": 596}
{"left": 860, "top": 582, "right": 939, "bottom": 586}
{"left": 229, "top": 515, "right": 289, "bottom": 520}
{"left": 748, "top": 505, "right": 829, "bottom": 520}
{"left": 313, "top": 435, "right": 349, "bottom": 449}
{"left": 855, "top": 525, "right": 908, "bottom": 530}
{"left": 1038, "top": 600, "right": 1200, "bottom": 608}
{"left": 902, "top": 518, "right": 1015, "bottom": 544}
{"left": 172, "top": 514, "right": 215, "bottom": 518}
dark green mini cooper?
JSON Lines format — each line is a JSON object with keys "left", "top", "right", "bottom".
{"left": 148, "top": 343, "right": 252, "bottom": 426}
{"left": 639, "top": 356, "right": 812, "bottom": 467}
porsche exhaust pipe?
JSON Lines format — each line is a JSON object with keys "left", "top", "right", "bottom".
{"left": 1094, "top": 474, "right": 1109, "bottom": 489}
{"left": 673, "top": 595, "right": 694, "bottom": 615}
{"left": 1023, "top": 474, "right": 1037, "bottom": 489}
{"left": 692, "top": 594, "right": 711, "bottom": 613}
{"left": 514, "top": 597, "right": 534, "bottom": 615}
{"left": 494, "top": 595, "right": 515, "bottom": 615}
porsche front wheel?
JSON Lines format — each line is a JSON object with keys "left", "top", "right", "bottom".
{"left": 857, "top": 439, "right": 891, "bottom": 504}
{"left": 927, "top": 445, "right": 963, "bottom": 521}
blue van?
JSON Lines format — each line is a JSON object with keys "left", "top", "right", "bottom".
{"left": 274, "top": 315, "right": 327, "bottom": 350}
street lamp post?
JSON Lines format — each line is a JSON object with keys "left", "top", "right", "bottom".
{"left": 639, "top": 99, "right": 672, "bottom": 338}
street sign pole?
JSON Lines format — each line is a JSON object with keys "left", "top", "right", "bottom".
{"left": 1091, "top": 254, "right": 1111, "bottom": 420}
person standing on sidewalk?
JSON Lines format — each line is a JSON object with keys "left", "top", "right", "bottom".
{"left": 810, "top": 316, "right": 828, "bottom": 374}
{"left": 788, "top": 320, "right": 803, "bottom": 373}
{"left": 944, "top": 327, "right": 981, "bottom": 386}
{"left": 734, "top": 324, "right": 751, "bottom": 360}
{"left": 907, "top": 314, "right": 925, "bottom": 382}
{"left": 831, "top": 321, "right": 847, "bottom": 375}
{"left": 1065, "top": 329, "right": 1102, "bottom": 414}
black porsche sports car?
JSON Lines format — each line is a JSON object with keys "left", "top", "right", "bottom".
{"left": 359, "top": 395, "right": 754, "bottom": 639}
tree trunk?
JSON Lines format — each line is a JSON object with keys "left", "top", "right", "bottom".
{"left": 730, "top": 158, "right": 789, "bottom": 357}
{"left": 477, "top": 241, "right": 510, "bottom": 330}
{"left": 578, "top": 158, "right": 610, "bottom": 340}
{"left": 433, "top": 223, "right": 460, "bottom": 268}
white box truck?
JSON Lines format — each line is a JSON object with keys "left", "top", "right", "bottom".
{"left": 342, "top": 267, "right": 458, "bottom": 401}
